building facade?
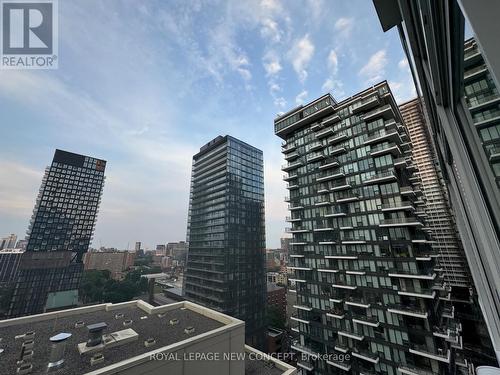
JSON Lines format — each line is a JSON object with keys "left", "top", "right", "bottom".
{"left": 184, "top": 135, "right": 266, "bottom": 350}
{"left": 374, "top": 0, "right": 500, "bottom": 365}
{"left": 8, "top": 149, "right": 106, "bottom": 317}
{"left": 0, "top": 249, "right": 23, "bottom": 284}
{"left": 275, "top": 82, "right": 460, "bottom": 375}
{"left": 0, "top": 234, "right": 18, "bottom": 250}
{"left": 268, "top": 282, "right": 287, "bottom": 324}
{"left": 399, "top": 98, "right": 470, "bottom": 288}
{"left": 83, "top": 251, "right": 135, "bottom": 280}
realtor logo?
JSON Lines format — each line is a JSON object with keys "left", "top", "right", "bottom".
{"left": 1, "top": 0, "right": 58, "bottom": 69}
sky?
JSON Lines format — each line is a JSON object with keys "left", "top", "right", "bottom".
{"left": 0, "top": 0, "right": 416, "bottom": 250}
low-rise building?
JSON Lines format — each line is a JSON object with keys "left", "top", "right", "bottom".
{"left": 0, "top": 300, "right": 296, "bottom": 375}
{"left": 267, "top": 283, "right": 286, "bottom": 324}
{"left": 83, "top": 251, "right": 135, "bottom": 280}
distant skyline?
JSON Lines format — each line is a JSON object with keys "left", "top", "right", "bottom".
{"left": 0, "top": 0, "right": 416, "bottom": 249}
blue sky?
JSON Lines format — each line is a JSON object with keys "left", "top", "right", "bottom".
{"left": 0, "top": 0, "right": 416, "bottom": 249}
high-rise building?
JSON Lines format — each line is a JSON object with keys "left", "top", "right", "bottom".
{"left": 8, "top": 149, "right": 106, "bottom": 317}
{"left": 135, "top": 241, "right": 141, "bottom": 252}
{"left": 275, "top": 82, "right": 461, "bottom": 374}
{"left": 0, "top": 249, "right": 23, "bottom": 284}
{"left": 184, "top": 135, "right": 266, "bottom": 350}
{"left": 399, "top": 98, "right": 470, "bottom": 288}
{"left": 374, "top": 1, "right": 500, "bottom": 366}
{"left": 0, "top": 234, "right": 18, "bottom": 250}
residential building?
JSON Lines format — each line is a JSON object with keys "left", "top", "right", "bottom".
{"left": 268, "top": 327, "right": 285, "bottom": 354}
{"left": 374, "top": 0, "right": 500, "bottom": 366}
{"left": 275, "top": 82, "right": 460, "bottom": 374}
{"left": 135, "top": 241, "right": 141, "bottom": 252}
{"left": 268, "top": 283, "right": 287, "bottom": 324}
{"left": 0, "top": 234, "right": 17, "bottom": 250}
{"left": 156, "top": 244, "right": 167, "bottom": 256}
{"left": 0, "top": 299, "right": 296, "bottom": 375}
{"left": 184, "top": 135, "right": 266, "bottom": 350}
{"left": 83, "top": 251, "right": 135, "bottom": 280}
{"left": 0, "top": 249, "right": 23, "bottom": 284}
{"left": 8, "top": 149, "right": 106, "bottom": 317}
{"left": 166, "top": 241, "right": 188, "bottom": 264}
{"left": 267, "top": 272, "right": 287, "bottom": 286}
{"left": 15, "top": 239, "right": 28, "bottom": 250}
{"left": 399, "top": 98, "right": 470, "bottom": 288}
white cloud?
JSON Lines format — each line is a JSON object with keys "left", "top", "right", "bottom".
{"left": 269, "top": 82, "right": 281, "bottom": 93}
{"left": 334, "top": 17, "right": 354, "bottom": 37}
{"left": 295, "top": 90, "right": 308, "bottom": 105}
{"left": 327, "top": 49, "right": 338, "bottom": 74}
{"left": 263, "top": 51, "right": 282, "bottom": 76}
{"left": 274, "top": 97, "right": 287, "bottom": 108}
{"left": 321, "top": 78, "right": 345, "bottom": 98}
{"left": 359, "top": 49, "right": 387, "bottom": 84}
{"left": 398, "top": 58, "right": 409, "bottom": 70}
{"left": 260, "top": 18, "right": 282, "bottom": 43}
{"left": 288, "top": 34, "right": 315, "bottom": 82}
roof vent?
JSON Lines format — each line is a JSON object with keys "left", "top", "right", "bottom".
{"left": 184, "top": 327, "right": 195, "bottom": 335}
{"left": 24, "top": 332, "right": 35, "bottom": 340}
{"left": 144, "top": 338, "right": 156, "bottom": 347}
{"left": 74, "top": 321, "right": 85, "bottom": 328}
{"left": 169, "top": 318, "right": 179, "bottom": 326}
{"left": 0, "top": 348, "right": 4, "bottom": 355}
{"left": 90, "top": 353, "right": 104, "bottom": 366}
{"left": 22, "top": 340, "right": 34, "bottom": 350}
{"left": 140, "top": 316, "right": 148, "bottom": 320}
{"left": 21, "top": 349, "right": 34, "bottom": 360}
{"left": 16, "top": 362, "right": 32, "bottom": 375}
{"left": 157, "top": 313, "right": 166, "bottom": 318}
{"left": 86, "top": 323, "right": 107, "bottom": 348}
{"left": 180, "top": 307, "right": 187, "bottom": 310}
{"left": 47, "top": 332, "right": 72, "bottom": 372}
{"left": 123, "top": 319, "right": 133, "bottom": 326}
{"left": 114, "top": 313, "right": 124, "bottom": 319}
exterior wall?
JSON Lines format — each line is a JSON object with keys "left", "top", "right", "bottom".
{"left": 83, "top": 251, "right": 135, "bottom": 277}
{"left": 267, "top": 284, "right": 287, "bottom": 322}
{"left": 373, "top": 0, "right": 500, "bottom": 365}
{"left": 185, "top": 136, "right": 267, "bottom": 350}
{"left": 0, "top": 250, "right": 22, "bottom": 284}
{"left": 275, "top": 83, "right": 456, "bottom": 374}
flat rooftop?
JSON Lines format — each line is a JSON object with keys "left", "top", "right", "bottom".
{"left": 0, "top": 301, "right": 226, "bottom": 375}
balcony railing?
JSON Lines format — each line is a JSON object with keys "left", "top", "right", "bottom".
{"left": 409, "top": 344, "right": 450, "bottom": 363}
{"left": 381, "top": 202, "right": 414, "bottom": 212}
{"left": 387, "top": 303, "right": 428, "bottom": 319}
{"left": 281, "top": 160, "right": 303, "bottom": 171}
{"left": 364, "top": 129, "right": 401, "bottom": 145}
{"left": 363, "top": 104, "right": 395, "bottom": 121}
{"left": 351, "top": 348, "right": 380, "bottom": 364}
{"left": 363, "top": 170, "right": 397, "bottom": 185}
{"left": 370, "top": 142, "right": 401, "bottom": 157}
{"left": 379, "top": 217, "right": 423, "bottom": 227}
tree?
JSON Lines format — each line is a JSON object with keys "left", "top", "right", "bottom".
{"left": 267, "top": 305, "right": 285, "bottom": 329}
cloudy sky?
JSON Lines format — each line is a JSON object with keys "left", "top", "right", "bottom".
{"left": 0, "top": 0, "right": 416, "bottom": 249}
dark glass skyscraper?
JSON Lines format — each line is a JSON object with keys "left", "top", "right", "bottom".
{"left": 276, "top": 83, "right": 459, "bottom": 375}
{"left": 184, "top": 135, "right": 266, "bottom": 349}
{"left": 8, "top": 149, "right": 106, "bottom": 317}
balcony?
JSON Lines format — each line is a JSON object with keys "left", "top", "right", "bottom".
{"left": 334, "top": 344, "right": 349, "bottom": 353}
{"left": 387, "top": 304, "right": 428, "bottom": 319}
{"left": 329, "top": 146, "right": 347, "bottom": 155}
{"left": 316, "top": 127, "right": 335, "bottom": 138}
{"left": 325, "top": 254, "right": 358, "bottom": 260}
{"left": 289, "top": 202, "right": 304, "bottom": 211}
{"left": 318, "top": 238, "right": 337, "bottom": 245}
{"left": 488, "top": 146, "right": 500, "bottom": 162}
{"left": 352, "top": 94, "right": 380, "bottom": 113}
{"left": 363, "top": 104, "right": 395, "bottom": 121}
{"left": 307, "top": 151, "right": 325, "bottom": 162}
{"left": 442, "top": 306, "right": 455, "bottom": 319}
{"left": 281, "top": 160, "right": 302, "bottom": 171}
{"left": 381, "top": 202, "right": 414, "bottom": 212}
{"left": 388, "top": 269, "right": 436, "bottom": 280}
{"left": 328, "top": 133, "right": 348, "bottom": 145}
{"left": 283, "top": 172, "right": 298, "bottom": 181}
{"left": 319, "top": 158, "right": 340, "bottom": 170}
{"left": 322, "top": 113, "right": 341, "bottom": 126}
{"left": 468, "top": 93, "right": 500, "bottom": 111}
{"left": 286, "top": 182, "right": 299, "bottom": 190}
{"left": 286, "top": 216, "right": 302, "bottom": 222}
{"left": 326, "top": 308, "right": 345, "bottom": 319}
{"left": 336, "top": 195, "right": 360, "bottom": 203}
{"left": 293, "top": 304, "right": 313, "bottom": 311}
{"left": 345, "top": 297, "right": 370, "bottom": 308}
{"left": 285, "top": 226, "right": 310, "bottom": 233}
{"left": 281, "top": 141, "right": 297, "bottom": 153}
{"left": 326, "top": 359, "right": 351, "bottom": 371}
{"left": 284, "top": 151, "right": 299, "bottom": 161}
{"left": 331, "top": 183, "right": 351, "bottom": 191}
{"left": 351, "top": 348, "right": 380, "bottom": 364}
{"left": 332, "top": 282, "right": 357, "bottom": 290}
{"left": 314, "top": 197, "right": 331, "bottom": 206}
{"left": 317, "top": 171, "right": 345, "bottom": 182}
{"left": 291, "top": 343, "right": 319, "bottom": 356}
{"left": 363, "top": 170, "right": 397, "bottom": 185}
{"left": 398, "top": 365, "right": 435, "bottom": 375}
{"left": 364, "top": 129, "right": 401, "bottom": 145}
{"left": 325, "top": 209, "right": 347, "bottom": 217}
{"left": 400, "top": 186, "right": 416, "bottom": 197}
{"left": 409, "top": 344, "right": 450, "bottom": 364}
{"left": 338, "top": 330, "right": 364, "bottom": 341}
{"left": 379, "top": 217, "right": 423, "bottom": 227}
{"left": 352, "top": 314, "right": 380, "bottom": 328}
{"left": 370, "top": 142, "right": 401, "bottom": 157}
{"left": 393, "top": 157, "right": 410, "bottom": 168}
{"left": 398, "top": 287, "right": 436, "bottom": 299}
{"left": 309, "top": 141, "right": 323, "bottom": 151}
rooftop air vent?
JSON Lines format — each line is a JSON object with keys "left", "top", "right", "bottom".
{"left": 144, "top": 338, "right": 156, "bottom": 347}
{"left": 140, "top": 316, "right": 148, "bottom": 320}
{"left": 169, "top": 319, "right": 179, "bottom": 326}
{"left": 24, "top": 332, "right": 35, "bottom": 340}
{"left": 123, "top": 319, "right": 133, "bottom": 326}
{"left": 21, "top": 349, "right": 33, "bottom": 360}
{"left": 90, "top": 353, "right": 104, "bottom": 366}
{"left": 114, "top": 313, "right": 124, "bottom": 319}
{"left": 0, "top": 348, "right": 4, "bottom": 355}
{"left": 74, "top": 321, "right": 85, "bottom": 328}
{"left": 184, "top": 327, "right": 195, "bottom": 335}
{"left": 47, "top": 332, "right": 72, "bottom": 372}
{"left": 86, "top": 323, "right": 107, "bottom": 348}
{"left": 22, "top": 340, "right": 34, "bottom": 350}
{"left": 157, "top": 313, "right": 166, "bottom": 318}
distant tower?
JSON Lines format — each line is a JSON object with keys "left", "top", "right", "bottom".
{"left": 8, "top": 149, "right": 106, "bottom": 317}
